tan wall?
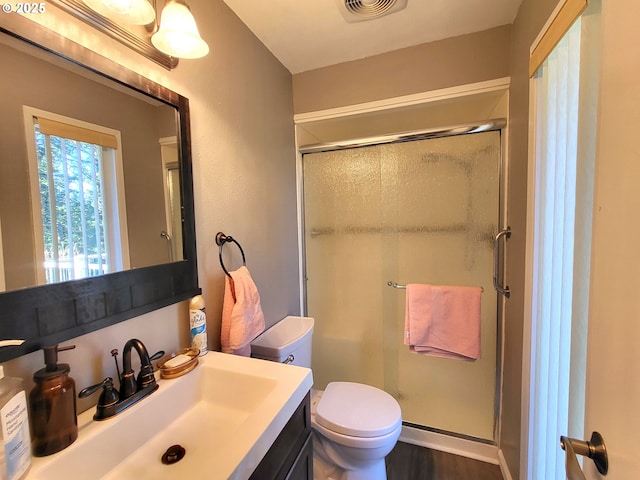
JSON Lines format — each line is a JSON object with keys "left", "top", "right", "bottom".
{"left": 292, "top": 25, "right": 511, "bottom": 114}
{"left": 0, "top": 42, "right": 172, "bottom": 289}
{"left": 501, "top": 0, "right": 560, "bottom": 477}
{"left": 1, "top": 0, "right": 299, "bottom": 413}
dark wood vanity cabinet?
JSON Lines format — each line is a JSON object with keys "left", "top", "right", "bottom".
{"left": 250, "top": 392, "right": 313, "bottom": 480}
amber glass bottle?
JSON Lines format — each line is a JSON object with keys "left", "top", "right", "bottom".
{"left": 29, "top": 345, "right": 78, "bottom": 456}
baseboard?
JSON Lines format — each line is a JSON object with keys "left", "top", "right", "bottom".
{"left": 399, "top": 425, "right": 499, "bottom": 465}
{"left": 497, "top": 449, "right": 514, "bottom": 480}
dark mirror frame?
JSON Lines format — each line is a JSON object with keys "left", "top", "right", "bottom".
{"left": 0, "top": 16, "right": 199, "bottom": 363}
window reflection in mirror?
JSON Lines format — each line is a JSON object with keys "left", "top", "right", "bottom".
{"left": 24, "top": 108, "right": 130, "bottom": 284}
{"left": 0, "top": 36, "right": 184, "bottom": 293}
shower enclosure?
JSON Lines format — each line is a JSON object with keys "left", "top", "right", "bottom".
{"left": 302, "top": 130, "right": 503, "bottom": 441}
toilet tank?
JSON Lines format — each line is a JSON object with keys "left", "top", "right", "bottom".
{"left": 250, "top": 316, "right": 314, "bottom": 368}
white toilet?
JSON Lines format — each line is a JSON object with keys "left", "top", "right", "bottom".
{"left": 251, "top": 316, "right": 402, "bottom": 480}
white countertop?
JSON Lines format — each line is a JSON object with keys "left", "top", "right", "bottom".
{"left": 27, "top": 352, "right": 313, "bottom": 480}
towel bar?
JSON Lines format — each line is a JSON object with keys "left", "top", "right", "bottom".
{"left": 387, "top": 281, "right": 484, "bottom": 292}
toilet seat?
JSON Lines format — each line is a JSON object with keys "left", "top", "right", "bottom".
{"left": 315, "top": 382, "right": 402, "bottom": 438}
{"left": 313, "top": 420, "right": 402, "bottom": 450}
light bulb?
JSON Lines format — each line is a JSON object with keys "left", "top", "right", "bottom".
{"left": 151, "top": 1, "right": 209, "bottom": 59}
{"left": 83, "top": 0, "right": 155, "bottom": 25}
{"left": 103, "top": 0, "right": 135, "bottom": 15}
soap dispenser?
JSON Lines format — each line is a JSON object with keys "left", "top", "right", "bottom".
{"left": 29, "top": 345, "right": 78, "bottom": 456}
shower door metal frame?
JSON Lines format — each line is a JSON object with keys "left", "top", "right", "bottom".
{"left": 298, "top": 119, "right": 506, "bottom": 154}
{"left": 299, "top": 119, "right": 507, "bottom": 445}
{"left": 297, "top": 119, "right": 509, "bottom": 445}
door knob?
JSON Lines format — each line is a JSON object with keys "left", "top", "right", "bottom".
{"left": 560, "top": 431, "right": 608, "bottom": 479}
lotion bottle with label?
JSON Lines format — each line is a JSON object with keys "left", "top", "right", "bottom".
{"left": 0, "top": 366, "right": 31, "bottom": 480}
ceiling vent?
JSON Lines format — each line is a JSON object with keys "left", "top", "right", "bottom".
{"left": 337, "top": 0, "right": 408, "bottom": 23}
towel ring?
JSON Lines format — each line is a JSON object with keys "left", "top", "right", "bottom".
{"left": 215, "top": 232, "right": 246, "bottom": 278}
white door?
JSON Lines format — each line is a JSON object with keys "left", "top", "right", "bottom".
{"left": 569, "top": 0, "right": 640, "bottom": 477}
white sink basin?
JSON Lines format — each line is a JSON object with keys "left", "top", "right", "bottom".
{"left": 27, "top": 352, "right": 313, "bottom": 480}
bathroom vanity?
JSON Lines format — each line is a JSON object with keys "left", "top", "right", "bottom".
{"left": 27, "top": 353, "right": 313, "bottom": 479}
{"left": 250, "top": 391, "right": 313, "bottom": 479}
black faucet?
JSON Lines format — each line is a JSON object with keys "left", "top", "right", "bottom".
{"left": 79, "top": 338, "right": 159, "bottom": 421}
{"left": 119, "top": 338, "right": 156, "bottom": 399}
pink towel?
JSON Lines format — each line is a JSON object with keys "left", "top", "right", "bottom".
{"left": 404, "top": 284, "right": 482, "bottom": 361}
{"left": 221, "top": 266, "right": 265, "bottom": 356}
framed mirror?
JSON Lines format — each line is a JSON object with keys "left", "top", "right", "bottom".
{"left": 0, "top": 15, "right": 199, "bottom": 362}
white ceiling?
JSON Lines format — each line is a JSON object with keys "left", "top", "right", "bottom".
{"left": 220, "top": 0, "right": 523, "bottom": 74}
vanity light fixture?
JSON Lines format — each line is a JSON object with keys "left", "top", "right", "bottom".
{"left": 83, "top": 0, "right": 156, "bottom": 25}
{"left": 151, "top": 0, "right": 209, "bottom": 59}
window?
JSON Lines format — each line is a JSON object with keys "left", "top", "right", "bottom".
{"left": 525, "top": 0, "right": 601, "bottom": 477}
{"left": 23, "top": 107, "right": 130, "bottom": 284}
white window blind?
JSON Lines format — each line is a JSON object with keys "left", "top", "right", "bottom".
{"left": 530, "top": 20, "right": 581, "bottom": 479}
{"left": 527, "top": 0, "right": 601, "bottom": 476}
{"left": 37, "top": 116, "right": 118, "bottom": 149}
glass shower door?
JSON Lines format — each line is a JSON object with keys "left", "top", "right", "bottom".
{"left": 303, "top": 130, "right": 501, "bottom": 440}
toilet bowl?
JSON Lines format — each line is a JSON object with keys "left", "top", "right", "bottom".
{"left": 311, "top": 384, "right": 402, "bottom": 480}
{"left": 251, "top": 316, "right": 402, "bottom": 480}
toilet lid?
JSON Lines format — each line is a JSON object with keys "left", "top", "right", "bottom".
{"left": 315, "top": 382, "right": 402, "bottom": 438}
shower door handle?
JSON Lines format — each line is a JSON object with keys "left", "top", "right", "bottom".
{"left": 493, "top": 227, "right": 511, "bottom": 298}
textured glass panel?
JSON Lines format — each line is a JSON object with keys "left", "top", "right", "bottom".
{"left": 303, "top": 147, "right": 385, "bottom": 390}
{"left": 303, "top": 130, "right": 501, "bottom": 439}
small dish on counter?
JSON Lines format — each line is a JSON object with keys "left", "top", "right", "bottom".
{"left": 156, "top": 348, "right": 199, "bottom": 379}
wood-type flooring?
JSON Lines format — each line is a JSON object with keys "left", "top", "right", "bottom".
{"left": 385, "top": 442, "right": 504, "bottom": 480}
